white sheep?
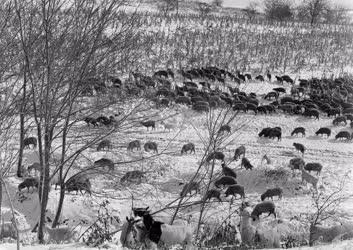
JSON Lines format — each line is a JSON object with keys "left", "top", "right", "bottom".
{"left": 240, "top": 207, "right": 280, "bottom": 248}
{"left": 310, "top": 223, "right": 353, "bottom": 246}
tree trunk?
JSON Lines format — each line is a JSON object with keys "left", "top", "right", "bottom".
{"left": 17, "top": 69, "right": 27, "bottom": 178}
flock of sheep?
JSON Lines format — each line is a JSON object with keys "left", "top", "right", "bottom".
{"left": 12, "top": 67, "right": 353, "bottom": 247}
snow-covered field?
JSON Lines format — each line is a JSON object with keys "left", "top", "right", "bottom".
{"left": 1, "top": 78, "right": 353, "bottom": 249}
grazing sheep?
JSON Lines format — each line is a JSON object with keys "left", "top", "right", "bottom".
{"left": 335, "top": 131, "right": 351, "bottom": 141}
{"left": 84, "top": 117, "right": 98, "bottom": 127}
{"left": 332, "top": 116, "right": 347, "bottom": 126}
{"left": 289, "top": 157, "right": 305, "bottom": 173}
{"left": 293, "top": 142, "right": 306, "bottom": 155}
{"left": 205, "top": 151, "right": 225, "bottom": 163}
{"left": 257, "top": 106, "right": 267, "bottom": 114}
{"left": 303, "top": 108, "right": 320, "bottom": 120}
{"left": 241, "top": 157, "right": 254, "bottom": 170}
{"left": 251, "top": 201, "right": 276, "bottom": 220}
{"left": 255, "top": 75, "right": 264, "bottom": 82}
{"left": 246, "top": 103, "right": 258, "bottom": 114}
{"left": 18, "top": 177, "right": 39, "bottom": 192}
{"left": 65, "top": 176, "right": 91, "bottom": 195}
{"left": 233, "top": 103, "right": 246, "bottom": 112}
{"left": 24, "top": 137, "right": 37, "bottom": 149}
{"left": 27, "top": 162, "right": 41, "bottom": 175}
{"left": 181, "top": 143, "right": 195, "bottom": 154}
{"left": 304, "top": 163, "right": 323, "bottom": 175}
{"left": 268, "top": 128, "right": 281, "bottom": 141}
{"left": 315, "top": 127, "right": 331, "bottom": 137}
{"left": 180, "top": 181, "right": 199, "bottom": 197}
{"left": 264, "top": 91, "right": 279, "bottom": 100}
{"left": 0, "top": 221, "right": 17, "bottom": 240}
{"left": 258, "top": 127, "right": 272, "bottom": 137}
{"left": 291, "top": 127, "right": 305, "bottom": 137}
{"left": 144, "top": 141, "right": 158, "bottom": 153}
{"left": 175, "top": 96, "right": 191, "bottom": 106}
{"left": 273, "top": 87, "right": 286, "bottom": 94}
{"left": 301, "top": 170, "right": 318, "bottom": 189}
{"left": 203, "top": 189, "right": 222, "bottom": 202}
{"left": 233, "top": 145, "right": 246, "bottom": 161}
{"left": 260, "top": 187, "right": 283, "bottom": 201}
{"left": 327, "top": 108, "right": 341, "bottom": 117}
{"left": 214, "top": 176, "right": 237, "bottom": 189}
{"left": 97, "top": 139, "right": 112, "bottom": 151}
{"left": 45, "top": 225, "right": 76, "bottom": 243}
{"left": 240, "top": 207, "right": 280, "bottom": 248}
{"left": 94, "top": 158, "right": 114, "bottom": 171}
{"left": 218, "top": 124, "right": 231, "bottom": 134}
{"left": 127, "top": 140, "right": 141, "bottom": 151}
{"left": 120, "top": 170, "right": 145, "bottom": 184}
{"left": 345, "top": 114, "right": 353, "bottom": 122}
{"left": 134, "top": 213, "right": 194, "bottom": 249}
{"left": 141, "top": 120, "right": 155, "bottom": 130}
{"left": 225, "top": 184, "right": 245, "bottom": 199}
{"left": 309, "top": 223, "right": 353, "bottom": 246}
{"left": 221, "top": 163, "right": 237, "bottom": 179}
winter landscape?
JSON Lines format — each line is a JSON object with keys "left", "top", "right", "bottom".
{"left": 1, "top": 0, "right": 353, "bottom": 249}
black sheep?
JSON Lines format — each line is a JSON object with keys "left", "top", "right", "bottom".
{"left": 18, "top": 177, "right": 39, "bottom": 193}
{"left": 206, "top": 151, "right": 225, "bottom": 163}
{"left": 221, "top": 163, "right": 237, "bottom": 179}
{"left": 241, "top": 157, "right": 254, "bottom": 170}
{"left": 144, "top": 142, "right": 158, "bottom": 153}
{"left": 24, "top": 137, "right": 37, "bottom": 149}
{"left": 304, "top": 163, "right": 323, "bottom": 175}
{"left": 181, "top": 143, "right": 196, "bottom": 154}
{"left": 261, "top": 187, "right": 283, "bottom": 201}
{"left": 315, "top": 127, "right": 331, "bottom": 137}
{"left": 335, "top": 131, "right": 351, "bottom": 141}
{"left": 291, "top": 127, "right": 305, "bottom": 137}
{"left": 127, "top": 140, "right": 141, "bottom": 151}
{"left": 251, "top": 201, "right": 276, "bottom": 220}
{"left": 214, "top": 176, "right": 237, "bottom": 188}
{"left": 141, "top": 120, "right": 156, "bottom": 130}
{"left": 293, "top": 142, "right": 306, "bottom": 155}
{"left": 225, "top": 184, "right": 245, "bottom": 199}
{"left": 203, "top": 189, "right": 222, "bottom": 202}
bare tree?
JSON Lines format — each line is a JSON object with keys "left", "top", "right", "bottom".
{"left": 212, "top": 0, "right": 223, "bottom": 8}
{"left": 244, "top": 1, "right": 259, "bottom": 21}
{"left": 264, "top": 0, "right": 294, "bottom": 21}
{"left": 197, "top": 2, "right": 213, "bottom": 18}
{"left": 297, "top": 0, "right": 329, "bottom": 25}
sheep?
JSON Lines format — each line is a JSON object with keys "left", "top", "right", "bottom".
{"left": 65, "top": 176, "right": 91, "bottom": 196}
{"left": 335, "top": 131, "right": 351, "bottom": 141}
{"left": 45, "top": 225, "right": 77, "bottom": 243}
{"left": 260, "top": 187, "right": 283, "bottom": 201}
{"left": 333, "top": 116, "right": 347, "bottom": 126}
{"left": 120, "top": 170, "right": 145, "bottom": 184}
{"left": 258, "top": 127, "right": 272, "bottom": 137}
{"left": 144, "top": 141, "right": 158, "bottom": 153}
{"left": 327, "top": 108, "right": 341, "bottom": 117}
{"left": 233, "top": 103, "right": 246, "bottom": 112}
{"left": 175, "top": 96, "right": 191, "bottom": 106}
{"left": 251, "top": 201, "right": 276, "bottom": 220}
{"left": 214, "top": 176, "right": 237, "bottom": 189}
{"left": 268, "top": 127, "right": 282, "bottom": 141}
{"left": 218, "top": 124, "right": 231, "bottom": 134}
{"left": 303, "top": 108, "right": 320, "bottom": 120}
{"left": 240, "top": 207, "right": 280, "bottom": 248}
{"left": 133, "top": 212, "right": 194, "bottom": 249}
{"left": 180, "top": 181, "right": 199, "bottom": 197}
{"left": 0, "top": 221, "right": 17, "bottom": 240}
{"left": 97, "top": 139, "right": 112, "bottom": 151}
{"left": 141, "top": 120, "right": 155, "bottom": 130}
{"left": 94, "top": 158, "right": 114, "bottom": 171}
{"left": 181, "top": 143, "right": 195, "bottom": 154}
{"left": 291, "top": 127, "right": 305, "bottom": 137}
{"left": 241, "top": 157, "right": 254, "bottom": 170}
{"left": 273, "top": 87, "right": 286, "bottom": 94}
{"left": 257, "top": 106, "right": 267, "bottom": 114}
{"left": 84, "top": 117, "right": 98, "bottom": 127}
{"left": 293, "top": 142, "right": 305, "bottom": 155}
{"left": 289, "top": 157, "right": 305, "bottom": 173}
{"left": 233, "top": 145, "right": 246, "bottom": 161}
{"left": 246, "top": 103, "right": 258, "bottom": 114}
{"left": 255, "top": 75, "right": 264, "bottom": 82}
{"left": 203, "top": 189, "right": 222, "bottom": 202}
{"left": 301, "top": 169, "right": 318, "bottom": 190}
{"left": 304, "top": 163, "right": 323, "bottom": 175}
{"left": 127, "top": 140, "right": 141, "bottom": 151}
{"left": 309, "top": 223, "right": 353, "bottom": 246}
{"left": 205, "top": 151, "right": 225, "bottom": 163}
{"left": 225, "top": 184, "right": 245, "bottom": 199}
{"left": 264, "top": 91, "right": 279, "bottom": 100}
{"left": 315, "top": 127, "right": 331, "bottom": 137}
{"left": 24, "top": 137, "right": 37, "bottom": 149}
{"left": 221, "top": 163, "right": 237, "bottom": 179}
{"left": 18, "top": 177, "right": 39, "bottom": 193}
{"left": 27, "top": 162, "right": 41, "bottom": 175}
